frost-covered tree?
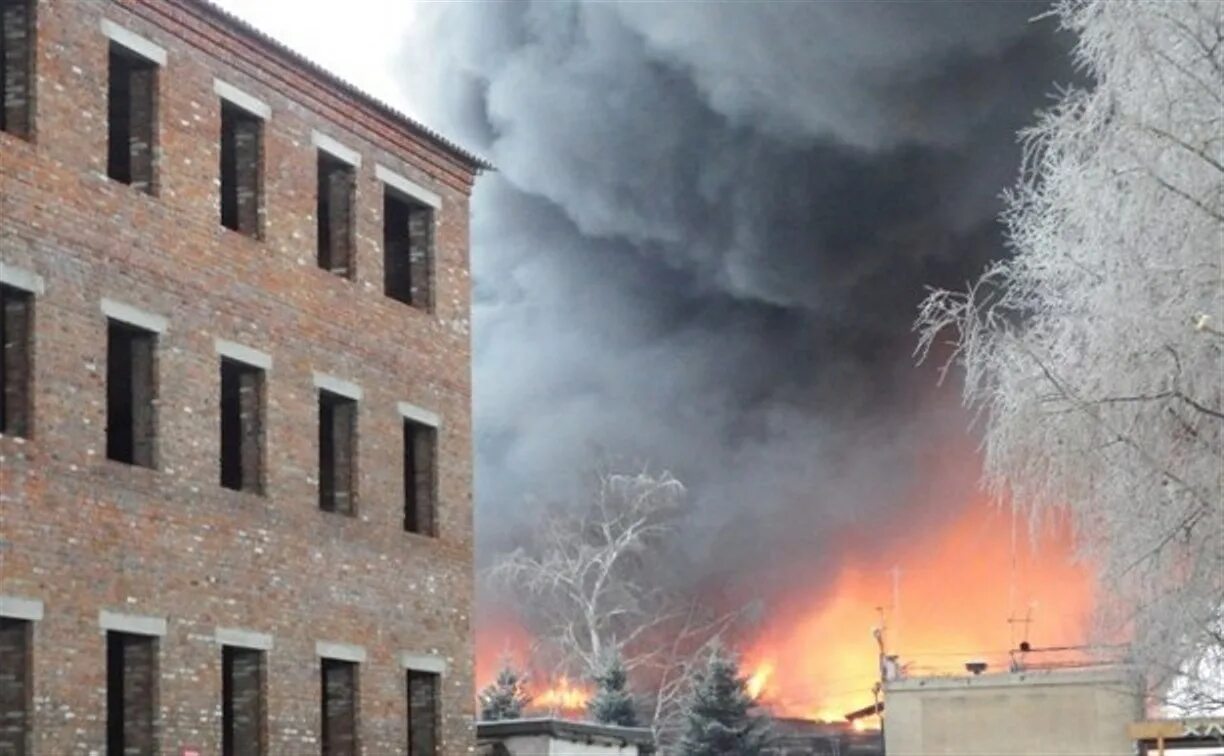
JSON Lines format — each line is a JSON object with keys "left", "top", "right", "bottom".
{"left": 677, "top": 646, "right": 770, "bottom": 756}
{"left": 916, "top": 0, "right": 1223, "bottom": 711}
{"left": 489, "top": 468, "right": 737, "bottom": 744}
{"left": 588, "top": 650, "right": 639, "bottom": 727}
{"left": 491, "top": 469, "right": 687, "bottom": 672}
{"left": 479, "top": 663, "right": 532, "bottom": 721}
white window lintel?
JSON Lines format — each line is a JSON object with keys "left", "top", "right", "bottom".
{"left": 215, "top": 338, "right": 272, "bottom": 370}
{"left": 214, "top": 79, "right": 271, "bottom": 120}
{"left": 100, "top": 19, "right": 167, "bottom": 65}
{"left": 0, "top": 596, "right": 44, "bottom": 622}
{"left": 216, "top": 627, "right": 274, "bottom": 651}
{"left": 316, "top": 641, "right": 365, "bottom": 663}
{"left": 313, "top": 372, "right": 362, "bottom": 401}
{"left": 312, "top": 130, "right": 362, "bottom": 167}
{"left": 0, "top": 263, "right": 45, "bottom": 295}
{"left": 397, "top": 401, "right": 440, "bottom": 429}
{"left": 101, "top": 298, "right": 168, "bottom": 334}
{"left": 99, "top": 610, "right": 167, "bottom": 637}
{"left": 400, "top": 652, "right": 447, "bottom": 675}
{"left": 375, "top": 164, "right": 441, "bottom": 209}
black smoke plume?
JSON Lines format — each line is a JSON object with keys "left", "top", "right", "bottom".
{"left": 398, "top": 2, "right": 1074, "bottom": 613}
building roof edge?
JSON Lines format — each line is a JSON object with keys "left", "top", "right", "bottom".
{"left": 477, "top": 718, "right": 656, "bottom": 746}
{"left": 180, "top": 0, "right": 493, "bottom": 172}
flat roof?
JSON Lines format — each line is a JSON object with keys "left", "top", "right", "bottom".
{"left": 1129, "top": 718, "right": 1224, "bottom": 742}
{"left": 885, "top": 665, "right": 1138, "bottom": 693}
{"left": 477, "top": 718, "right": 655, "bottom": 748}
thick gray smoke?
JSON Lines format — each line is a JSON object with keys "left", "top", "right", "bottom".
{"left": 398, "top": 3, "right": 1073, "bottom": 609}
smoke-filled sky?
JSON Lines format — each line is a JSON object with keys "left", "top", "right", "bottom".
{"left": 219, "top": 0, "right": 1075, "bottom": 612}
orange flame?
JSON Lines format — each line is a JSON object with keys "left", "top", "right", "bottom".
{"left": 744, "top": 499, "right": 1095, "bottom": 721}
{"left": 535, "top": 677, "right": 592, "bottom": 712}
{"left": 746, "top": 660, "right": 773, "bottom": 700}
{"left": 475, "top": 609, "right": 534, "bottom": 686}
{"left": 477, "top": 435, "right": 1100, "bottom": 727}
{"left": 474, "top": 615, "right": 592, "bottom": 716}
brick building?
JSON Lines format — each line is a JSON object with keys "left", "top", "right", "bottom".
{"left": 0, "top": 0, "right": 486, "bottom": 753}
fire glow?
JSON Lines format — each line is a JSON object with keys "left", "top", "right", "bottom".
{"left": 474, "top": 616, "right": 592, "bottom": 715}
{"left": 476, "top": 494, "right": 1096, "bottom": 725}
{"left": 743, "top": 500, "right": 1095, "bottom": 722}
{"left": 746, "top": 661, "right": 774, "bottom": 700}
{"left": 534, "top": 677, "right": 592, "bottom": 712}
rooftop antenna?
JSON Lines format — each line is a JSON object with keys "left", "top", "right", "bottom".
{"left": 1008, "top": 605, "right": 1035, "bottom": 671}
{"left": 872, "top": 613, "right": 886, "bottom": 732}
{"left": 874, "top": 606, "right": 887, "bottom": 652}
{"left": 890, "top": 565, "right": 902, "bottom": 654}
{"left": 1008, "top": 604, "right": 1034, "bottom": 648}
{"left": 1003, "top": 502, "right": 1040, "bottom": 672}
{"left": 1008, "top": 503, "right": 1019, "bottom": 638}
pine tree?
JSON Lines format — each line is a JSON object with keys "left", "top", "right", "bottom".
{"left": 479, "top": 663, "right": 532, "bottom": 721}
{"left": 677, "top": 646, "right": 771, "bottom": 756}
{"left": 587, "top": 650, "right": 638, "bottom": 727}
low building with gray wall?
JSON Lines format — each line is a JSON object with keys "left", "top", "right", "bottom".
{"left": 884, "top": 666, "right": 1143, "bottom": 756}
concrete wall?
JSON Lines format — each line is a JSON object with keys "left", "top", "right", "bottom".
{"left": 499, "top": 734, "right": 642, "bottom": 756}
{"left": 884, "top": 667, "right": 1143, "bottom": 756}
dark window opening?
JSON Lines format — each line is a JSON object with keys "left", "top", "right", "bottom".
{"left": 106, "top": 632, "right": 156, "bottom": 756}
{"left": 106, "top": 320, "right": 157, "bottom": 467}
{"left": 318, "top": 391, "right": 356, "bottom": 515}
{"left": 321, "top": 659, "right": 357, "bottom": 756}
{"left": 219, "top": 101, "right": 262, "bottom": 237}
{"left": 0, "top": 618, "right": 31, "bottom": 756}
{"left": 407, "top": 670, "right": 439, "bottom": 756}
{"left": 220, "top": 359, "right": 264, "bottom": 494}
{"left": 403, "top": 420, "right": 436, "bottom": 536}
{"left": 0, "top": 0, "right": 34, "bottom": 140}
{"left": 1, "top": 284, "right": 32, "bottom": 438}
{"left": 317, "top": 152, "right": 355, "bottom": 278}
{"left": 107, "top": 44, "right": 157, "bottom": 193}
{"left": 222, "top": 647, "right": 265, "bottom": 756}
{"left": 383, "top": 189, "right": 433, "bottom": 310}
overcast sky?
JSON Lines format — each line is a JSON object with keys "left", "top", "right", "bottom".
{"left": 211, "top": 0, "right": 421, "bottom": 118}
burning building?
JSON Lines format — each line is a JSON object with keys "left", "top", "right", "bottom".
{"left": 474, "top": 477, "right": 1100, "bottom": 742}
{"left": 763, "top": 718, "right": 882, "bottom": 756}
{"left": 740, "top": 492, "right": 1097, "bottom": 723}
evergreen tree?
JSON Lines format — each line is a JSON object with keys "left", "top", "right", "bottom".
{"left": 587, "top": 650, "right": 638, "bottom": 727}
{"left": 677, "top": 646, "right": 771, "bottom": 756}
{"left": 479, "top": 663, "right": 532, "bottom": 721}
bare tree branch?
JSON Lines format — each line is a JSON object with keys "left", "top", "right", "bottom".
{"left": 487, "top": 468, "right": 741, "bottom": 743}
{"left": 917, "top": 0, "right": 1224, "bottom": 713}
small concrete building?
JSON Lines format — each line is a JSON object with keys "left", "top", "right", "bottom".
{"left": 1130, "top": 718, "right": 1224, "bottom": 755}
{"left": 884, "top": 666, "right": 1143, "bottom": 756}
{"left": 477, "top": 719, "right": 655, "bottom": 756}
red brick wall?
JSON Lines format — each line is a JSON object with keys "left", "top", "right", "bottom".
{"left": 0, "top": 0, "right": 478, "bottom": 752}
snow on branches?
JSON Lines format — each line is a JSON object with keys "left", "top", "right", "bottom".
{"left": 488, "top": 468, "right": 737, "bottom": 743}
{"left": 917, "top": 0, "right": 1223, "bottom": 711}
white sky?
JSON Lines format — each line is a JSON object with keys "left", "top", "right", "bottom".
{"left": 209, "top": 0, "right": 422, "bottom": 119}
